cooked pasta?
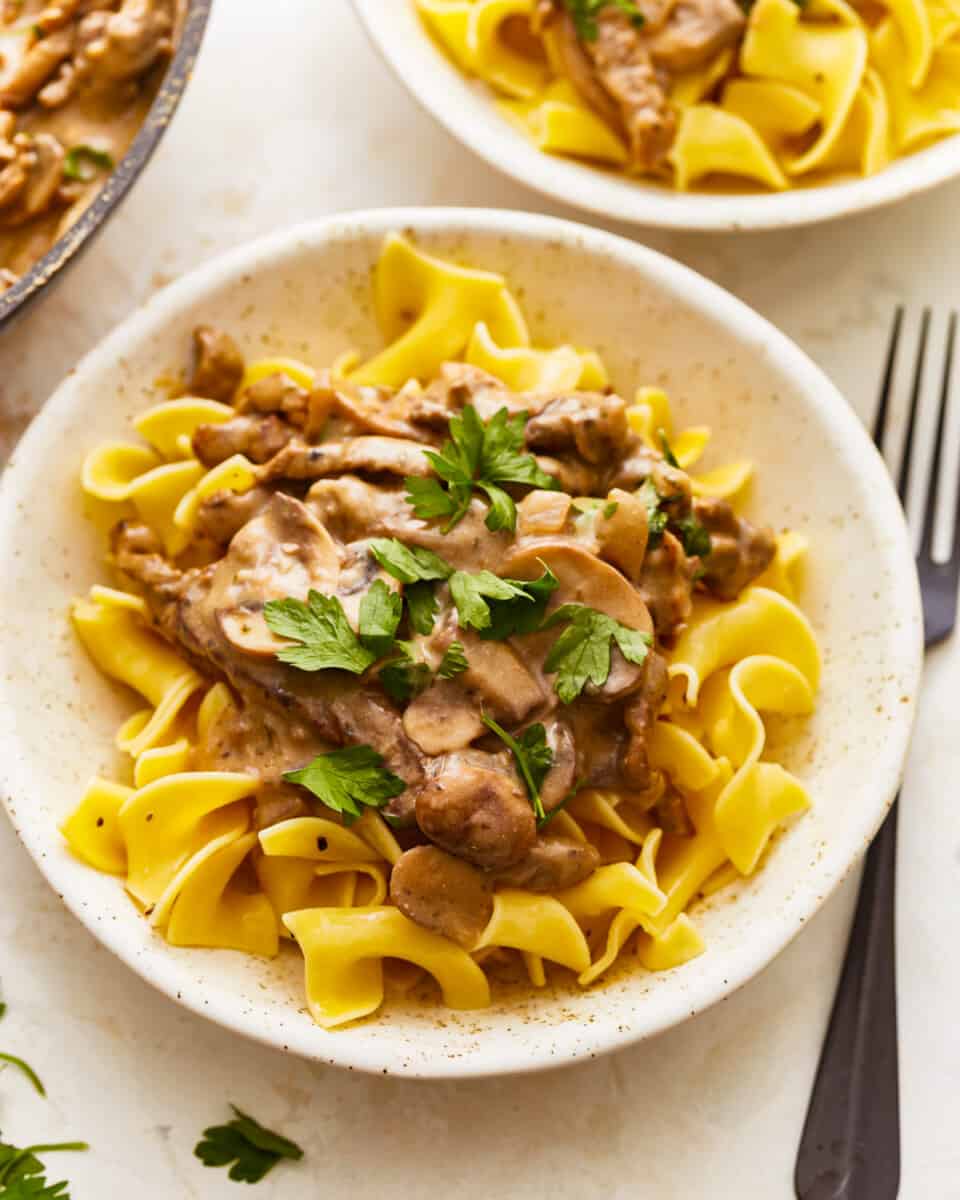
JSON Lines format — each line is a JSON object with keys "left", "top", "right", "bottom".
{"left": 64, "top": 234, "right": 820, "bottom": 1027}
{"left": 413, "top": 0, "right": 960, "bottom": 193}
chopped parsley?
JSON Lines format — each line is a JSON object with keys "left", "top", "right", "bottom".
{"left": 367, "top": 539, "right": 453, "bottom": 584}
{"left": 673, "top": 513, "right": 712, "bottom": 559}
{"left": 357, "top": 579, "right": 403, "bottom": 658}
{"left": 379, "top": 641, "right": 432, "bottom": 703}
{"left": 638, "top": 479, "right": 712, "bottom": 559}
{"left": 449, "top": 570, "right": 534, "bottom": 632}
{"left": 480, "top": 565, "right": 559, "bottom": 641}
{"left": 194, "top": 1106, "right": 303, "bottom": 1185}
{"left": 405, "top": 580, "right": 440, "bottom": 635}
{"left": 284, "top": 746, "right": 406, "bottom": 824}
{"left": 481, "top": 715, "right": 553, "bottom": 821}
{"left": 542, "top": 603, "right": 651, "bottom": 704}
{"left": 561, "top": 0, "right": 645, "bottom": 41}
{"left": 639, "top": 479, "right": 669, "bottom": 545}
{"left": 404, "top": 404, "right": 558, "bottom": 534}
{"left": 437, "top": 640, "right": 468, "bottom": 679}
{"left": 62, "top": 145, "right": 114, "bottom": 183}
{"left": 263, "top": 591, "right": 375, "bottom": 674}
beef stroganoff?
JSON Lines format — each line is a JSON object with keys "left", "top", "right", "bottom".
{"left": 64, "top": 235, "right": 820, "bottom": 1028}
{"left": 414, "top": 0, "right": 960, "bottom": 193}
{"left": 0, "top": 0, "right": 183, "bottom": 289}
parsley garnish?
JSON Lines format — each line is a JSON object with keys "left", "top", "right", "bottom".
{"left": 0, "top": 1142, "right": 88, "bottom": 1198}
{"left": 542, "top": 603, "right": 651, "bottom": 704}
{"left": 480, "top": 565, "right": 559, "bottom": 641}
{"left": 437, "top": 640, "right": 468, "bottom": 679}
{"left": 562, "top": 0, "right": 645, "bottom": 40}
{"left": 404, "top": 405, "right": 558, "bottom": 534}
{"left": 368, "top": 539, "right": 453, "bottom": 584}
{"left": 637, "top": 479, "right": 710, "bottom": 557}
{"left": 673, "top": 513, "right": 712, "bottom": 559}
{"left": 638, "top": 479, "right": 668, "bottom": 546}
{"left": 480, "top": 715, "right": 553, "bottom": 821}
{"left": 194, "top": 1106, "right": 303, "bottom": 1185}
{"left": 357, "top": 579, "right": 402, "bottom": 658}
{"left": 62, "top": 145, "right": 114, "bottom": 183}
{"left": 0, "top": 1052, "right": 45, "bottom": 1096}
{"left": 379, "top": 641, "right": 432, "bottom": 702}
{"left": 405, "top": 581, "right": 440, "bottom": 635}
{"left": 263, "top": 591, "right": 375, "bottom": 674}
{"left": 449, "top": 570, "right": 533, "bottom": 632}
{"left": 284, "top": 746, "right": 406, "bottom": 824}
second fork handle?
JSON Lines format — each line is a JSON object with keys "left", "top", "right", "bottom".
{"left": 794, "top": 801, "right": 901, "bottom": 1200}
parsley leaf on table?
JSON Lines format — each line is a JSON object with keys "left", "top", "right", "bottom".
{"left": 194, "top": 1106, "right": 303, "bottom": 1185}
{"left": 0, "top": 1140, "right": 88, "bottom": 1199}
{"left": 263, "top": 591, "right": 375, "bottom": 674}
{"left": 357, "top": 579, "right": 403, "bottom": 658}
{"left": 404, "top": 404, "right": 558, "bottom": 534}
{"left": 561, "top": 0, "right": 645, "bottom": 40}
{"left": 0, "top": 1053, "right": 45, "bottom": 1097}
{"left": 480, "top": 715, "right": 553, "bottom": 821}
{"left": 437, "top": 640, "right": 469, "bottom": 679}
{"left": 284, "top": 746, "right": 406, "bottom": 824}
{"left": 542, "top": 603, "right": 651, "bottom": 704}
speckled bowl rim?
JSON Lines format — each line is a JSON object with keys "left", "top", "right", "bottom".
{"left": 0, "top": 0, "right": 213, "bottom": 331}
{"left": 0, "top": 209, "right": 923, "bottom": 1077}
{"left": 350, "top": 0, "right": 960, "bottom": 233}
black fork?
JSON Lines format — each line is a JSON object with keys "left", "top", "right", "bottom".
{"left": 794, "top": 308, "right": 960, "bottom": 1200}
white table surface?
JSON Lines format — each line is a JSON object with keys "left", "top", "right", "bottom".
{"left": 2, "top": 3, "right": 959, "bottom": 1196}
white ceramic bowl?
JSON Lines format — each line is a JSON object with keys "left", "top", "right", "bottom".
{"left": 0, "top": 208, "right": 922, "bottom": 1077}
{"left": 352, "top": 1, "right": 960, "bottom": 232}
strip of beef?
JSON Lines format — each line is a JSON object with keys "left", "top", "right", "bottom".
{"left": 621, "top": 650, "right": 668, "bottom": 792}
{"left": 638, "top": 530, "right": 697, "bottom": 638}
{"left": 645, "top": 0, "right": 745, "bottom": 71}
{"left": 189, "top": 325, "right": 244, "bottom": 403}
{"left": 309, "top": 375, "right": 432, "bottom": 443}
{"left": 235, "top": 372, "right": 310, "bottom": 426}
{"left": 609, "top": 444, "right": 693, "bottom": 510}
{"left": 557, "top": 9, "right": 676, "bottom": 171}
{"left": 192, "top": 485, "right": 275, "bottom": 548}
{"left": 416, "top": 749, "right": 536, "bottom": 870}
{"left": 309, "top": 476, "right": 514, "bottom": 572}
{"left": 694, "top": 495, "right": 776, "bottom": 600}
{"left": 192, "top": 413, "right": 296, "bottom": 467}
{"left": 258, "top": 435, "right": 433, "bottom": 484}
{"left": 524, "top": 390, "right": 628, "bottom": 465}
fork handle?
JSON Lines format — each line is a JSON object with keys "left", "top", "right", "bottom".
{"left": 794, "top": 801, "right": 901, "bottom": 1200}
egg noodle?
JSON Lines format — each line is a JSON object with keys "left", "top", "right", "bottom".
{"left": 64, "top": 235, "right": 820, "bottom": 1028}
{"left": 415, "top": 0, "right": 960, "bottom": 192}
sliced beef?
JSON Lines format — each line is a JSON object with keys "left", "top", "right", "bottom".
{"left": 390, "top": 845, "right": 494, "bottom": 948}
{"left": 525, "top": 391, "right": 628, "bottom": 465}
{"left": 621, "top": 650, "right": 668, "bottom": 792}
{"left": 236, "top": 372, "right": 310, "bottom": 426}
{"left": 192, "top": 414, "right": 296, "bottom": 467}
{"left": 189, "top": 325, "right": 244, "bottom": 403}
{"left": 646, "top": 0, "right": 745, "bottom": 72}
{"left": 609, "top": 445, "right": 693, "bottom": 510}
{"left": 415, "top": 749, "right": 536, "bottom": 870}
{"left": 694, "top": 496, "right": 776, "bottom": 600}
{"left": 638, "top": 531, "right": 696, "bottom": 638}
{"left": 259, "top": 436, "right": 433, "bottom": 484}
{"left": 654, "top": 785, "right": 694, "bottom": 836}
{"left": 193, "top": 485, "right": 275, "bottom": 548}
{"left": 494, "top": 836, "right": 599, "bottom": 891}
{"left": 309, "top": 375, "right": 431, "bottom": 442}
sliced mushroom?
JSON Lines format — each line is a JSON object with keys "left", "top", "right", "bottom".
{"left": 459, "top": 631, "right": 547, "bottom": 725}
{"left": 193, "top": 485, "right": 275, "bottom": 548}
{"left": 390, "top": 845, "right": 494, "bottom": 948}
{"left": 540, "top": 719, "right": 576, "bottom": 812}
{"left": 517, "top": 489, "right": 572, "bottom": 537}
{"left": 403, "top": 679, "right": 485, "bottom": 756}
{"left": 595, "top": 488, "right": 649, "bottom": 583}
{"left": 416, "top": 749, "right": 536, "bottom": 870}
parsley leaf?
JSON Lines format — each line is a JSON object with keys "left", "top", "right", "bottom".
{"left": 673, "top": 513, "right": 712, "bottom": 559}
{"left": 357, "top": 579, "right": 402, "bottom": 658}
{"left": 284, "top": 746, "right": 406, "bottom": 824}
{"left": 638, "top": 479, "right": 668, "bottom": 547}
{"left": 368, "top": 539, "right": 453, "bottom": 584}
{"left": 62, "top": 145, "right": 114, "bottom": 182}
{"left": 658, "top": 428, "right": 680, "bottom": 468}
{"left": 0, "top": 1140, "right": 88, "bottom": 1197}
{"left": 405, "top": 404, "right": 558, "bottom": 534}
{"left": 379, "top": 641, "right": 432, "bottom": 703}
{"left": 542, "top": 604, "right": 651, "bottom": 704}
{"left": 405, "top": 580, "right": 440, "bottom": 635}
{"left": 480, "top": 565, "right": 559, "bottom": 641}
{"left": 449, "top": 570, "right": 532, "bottom": 632}
{"left": 637, "top": 480, "right": 712, "bottom": 558}
{"left": 480, "top": 715, "right": 552, "bottom": 821}
{"left": 562, "top": 0, "right": 645, "bottom": 40}
{"left": 437, "top": 640, "right": 468, "bottom": 679}
{"left": 263, "top": 591, "right": 375, "bottom": 674}
{"left": 194, "top": 1106, "right": 303, "bottom": 1185}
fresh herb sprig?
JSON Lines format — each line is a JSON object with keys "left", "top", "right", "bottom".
{"left": 405, "top": 405, "right": 557, "bottom": 534}
{"left": 0, "top": 1140, "right": 89, "bottom": 1198}
{"left": 284, "top": 746, "right": 406, "bottom": 825}
{"left": 194, "top": 1106, "right": 303, "bottom": 1185}
{"left": 263, "top": 591, "right": 375, "bottom": 674}
{"left": 542, "top": 603, "right": 651, "bottom": 704}
{"left": 562, "top": 0, "right": 645, "bottom": 41}
{"left": 481, "top": 715, "right": 553, "bottom": 821}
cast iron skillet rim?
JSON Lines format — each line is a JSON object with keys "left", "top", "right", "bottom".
{"left": 0, "top": 0, "right": 213, "bottom": 331}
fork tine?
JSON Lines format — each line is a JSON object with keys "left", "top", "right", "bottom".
{"left": 920, "top": 312, "right": 957, "bottom": 557}
{"left": 898, "top": 308, "right": 932, "bottom": 503}
{"left": 873, "top": 305, "right": 904, "bottom": 449}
